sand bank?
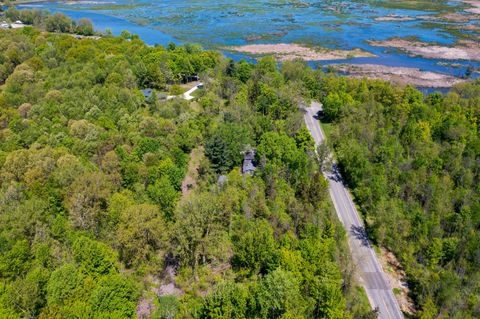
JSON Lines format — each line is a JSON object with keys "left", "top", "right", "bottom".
{"left": 417, "top": 13, "right": 480, "bottom": 22}
{"left": 375, "top": 12, "right": 480, "bottom": 23}
{"left": 369, "top": 38, "right": 480, "bottom": 61}
{"left": 459, "top": 0, "right": 480, "bottom": 14}
{"left": 228, "top": 43, "right": 376, "bottom": 61}
{"left": 374, "top": 15, "right": 415, "bottom": 22}
{"left": 331, "top": 64, "right": 465, "bottom": 87}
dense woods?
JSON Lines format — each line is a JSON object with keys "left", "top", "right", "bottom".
{"left": 317, "top": 76, "right": 480, "bottom": 319}
{"left": 0, "top": 26, "right": 375, "bottom": 318}
{"left": 0, "top": 19, "right": 479, "bottom": 319}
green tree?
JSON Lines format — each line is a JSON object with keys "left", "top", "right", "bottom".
{"left": 200, "top": 282, "right": 248, "bottom": 319}
{"left": 66, "top": 172, "right": 114, "bottom": 231}
{"left": 72, "top": 236, "right": 117, "bottom": 276}
{"left": 117, "top": 204, "right": 167, "bottom": 267}
{"left": 45, "top": 13, "right": 72, "bottom": 33}
{"left": 253, "top": 269, "right": 305, "bottom": 318}
{"left": 76, "top": 18, "right": 94, "bottom": 36}
{"left": 46, "top": 264, "right": 82, "bottom": 306}
{"left": 0, "top": 240, "right": 31, "bottom": 279}
{"left": 89, "top": 275, "right": 139, "bottom": 318}
{"left": 205, "top": 123, "right": 253, "bottom": 173}
{"left": 173, "top": 192, "right": 230, "bottom": 276}
{"left": 231, "top": 218, "right": 279, "bottom": 274}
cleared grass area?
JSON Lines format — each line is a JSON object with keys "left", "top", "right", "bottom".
{"left": 320, "top": 122, "right": 333, "bottom": 140}
{"left": 355, "top": 286, "right": 372, "bottom": 313}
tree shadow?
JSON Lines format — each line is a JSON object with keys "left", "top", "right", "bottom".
{"left": 314, "top": 109, "right": 333, "bottom": 124}
{"left": 328, "top": 163, "right": 346, "bottom": 185}
{"left": 350, "top": 225, "right": 370, "bottom": 247}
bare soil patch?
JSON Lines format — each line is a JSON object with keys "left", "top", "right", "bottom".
{"left": 377, "top": 247, "right": 416, "bottom": 315}
{"left": 331, "top": 64, "right": 466, "bottom": 87}
{"left": 228, "top": 43, "right": 376, "bottom": 61}
{"left": 369, "top": 38, "right": 480, "bottom": 61}
{"left": 181, "top": 146, "right": 204, "bottom": 197}
{"left": 417, "top": 12, "right": 480, "bottom": 22}
{"left": 375, "top": 14, "right": 416, "bottom": 21}
{"left": 459, "top": 0, "right": 480, "bottom": 14}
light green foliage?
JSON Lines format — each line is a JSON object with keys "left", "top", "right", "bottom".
{"left": 199, "top": 282, "right": 249, "bottom": 319}
{"left": 319, "top": 74, "right": 480, "bottom": 318}
{"left": 89, "top": 275, "right": 139, "bottom": 318}
{"left": 254, "top": 269, "right": 304, "bottom": 318}
{"left": 72, "top": 236, "right": 117, "bottom": 276}
{"left": 173, "top": 192, "right": 230, "bottom": 274}
{"left": 0, "top": 21, "right": 440, "bottom": 319}
{"left": 117, "top": 204, "right": 167, "bottom": 267}
{"left": 45, "top": 13, "right": 73, "bottom": 33}
{"left": 76, "top": 18, "right": 94, "bottom": 36}
{"left": 0, "top": 240, "right": 31, "bottom": 279}
{"left": 231, "top": 218, "right": 279, "bottom": 274}
{"left": 155, "top": 295, "right": 180, "bottom": 319}
{"left": 46, "top": 264, "right": 82, "bottom": 306}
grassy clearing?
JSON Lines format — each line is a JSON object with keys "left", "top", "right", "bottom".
{"left": 320, "top": 122, "right": 333, "bottom": 140}
{"left": 356, "top": 286, "right": 372, "bottom": 312}
{"left": 393, "top": 287, "right": 402, "bottom": 295}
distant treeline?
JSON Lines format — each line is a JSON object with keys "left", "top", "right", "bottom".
{"left": 2, "top": 7, "right": 96, "bottom": 36}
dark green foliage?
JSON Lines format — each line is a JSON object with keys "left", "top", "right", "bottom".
{"left": 205, "top": 123, "right": 253, "bottom": 173}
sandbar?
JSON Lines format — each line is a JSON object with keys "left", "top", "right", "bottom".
{"left": 331, "top": 64, "right": 466, "bottom": 87}
{"left": 375, "top": 15, "right": 416, "bottom": 22}
{"left": 228, "top": 43, "right": 376, "bottom": 61}
{"left": 369, "top": 38, "right": 480, "bottom": 61}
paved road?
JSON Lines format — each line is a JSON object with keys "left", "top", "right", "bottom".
{"left": 304, "top": 102, "right": 404, "bottom": 319}
{"left": 166, "top": 83, "right": 203, "bottom": 100}
{"left": 183, "top": 83, "right": 202, "bottom": 100}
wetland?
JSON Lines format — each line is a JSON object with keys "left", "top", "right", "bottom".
{"left": 14, "top": 0, "right": 480, "bottom": 87}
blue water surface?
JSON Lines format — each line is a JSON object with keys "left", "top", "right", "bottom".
{"left": 17, "top": 0, "right": 480, "bottom": 85}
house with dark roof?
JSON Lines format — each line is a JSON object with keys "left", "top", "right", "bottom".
{"left": 142, "top": 89, "right": 153, "bottom": 99}
{"left": 242, "top": 149, "right": 256, "bottom": 175}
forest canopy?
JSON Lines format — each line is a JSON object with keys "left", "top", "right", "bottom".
{"left": 0, "top": 25, "right": 371, "bottom": 319}
{"left": 0, "top": 18, "right": 479, "bottom": 319}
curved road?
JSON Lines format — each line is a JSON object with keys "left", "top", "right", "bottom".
{"left": 304, "top": 102, "right": 404, "bottom": 319}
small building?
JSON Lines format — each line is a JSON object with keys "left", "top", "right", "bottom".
{"left": 142, "top": 89, "right": 153, "bottom": 99}
{"left": 242, "top": 149, "right": 256, "bottom": 175}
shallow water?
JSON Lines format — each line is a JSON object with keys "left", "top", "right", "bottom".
{"left": 17, "top": 0, "right": 480, "bottom": 81}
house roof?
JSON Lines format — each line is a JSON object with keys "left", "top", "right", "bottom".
{"left": 242, "top": 160, "right": 255, "bottom": 173}
{"left": 142, "top": 89, "right": 153, "bottom": 98}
